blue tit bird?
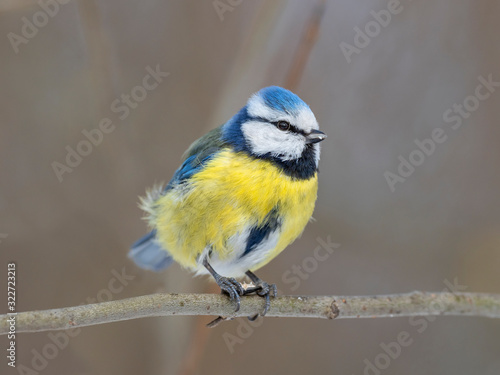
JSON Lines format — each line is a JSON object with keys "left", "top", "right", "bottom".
{"left": 129, "top": 86, "right": 326, "bottom": 316}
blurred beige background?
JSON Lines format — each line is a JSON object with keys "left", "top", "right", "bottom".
{"left": 1, "top": 1, "right": 500, "bottom": 374}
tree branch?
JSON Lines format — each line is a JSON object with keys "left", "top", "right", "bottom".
{"left": 2, "top": 292, "right": 500, "bottom": 335}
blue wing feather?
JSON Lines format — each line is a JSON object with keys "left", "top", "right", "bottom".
{"left": 165, "top": 124, "right": 227, "bottom": 191}
{"left": 241, "top": 208, "right": 281, "bottom": 258}
{"left": 130, "top": 125, "right": 228, "bottom": 271}
{"left": 164, "top": 151, "right": 217, "bottom": 192}
{"left": 128, "top": 229, "right": 173, "bottom": 271}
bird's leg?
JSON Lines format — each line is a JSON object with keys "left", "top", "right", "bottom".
{"left": 244, "top": 270, "right": 277, "bottom": 319}
{"left": 203, "top": 257, "right": 245, "bottom": 312}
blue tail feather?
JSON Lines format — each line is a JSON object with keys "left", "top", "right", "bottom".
{"left": 129, "top": 229, "right": 173, "bottom": 271}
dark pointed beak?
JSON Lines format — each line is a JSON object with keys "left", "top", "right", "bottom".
{"left": 305, "top": 129, "right": 327, "bottom": 144}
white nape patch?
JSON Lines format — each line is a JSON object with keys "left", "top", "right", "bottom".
{"left": 247, "top": 95, "right": 319, "bottom": 133}
{"left": 194, "top": 226, "right": 281, "bottom": 278}
{"left": 242, "top": 121, "right": 305, "bottom": 161}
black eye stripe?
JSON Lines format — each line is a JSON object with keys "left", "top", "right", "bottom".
{"left": 246, "top": 115, "right": 306, "bottom": 135}
{"left": 273, "top": 121, "right": 304, "bottom": 135}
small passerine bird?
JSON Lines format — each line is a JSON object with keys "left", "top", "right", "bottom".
{"left": 130, "top": 86, "right": 326, "bottom": 316}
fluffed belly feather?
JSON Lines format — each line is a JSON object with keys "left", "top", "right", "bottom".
{"left": 152, "top": 150, "right": 318, "bottom": 277}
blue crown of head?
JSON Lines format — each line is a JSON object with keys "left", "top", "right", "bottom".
{"left": 222, "top": 86, "right": 310, "bottom": 150}
{"left": 257, "top": 86, "right": 309, "bottom": 114}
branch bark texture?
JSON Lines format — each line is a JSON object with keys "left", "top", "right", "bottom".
{"left": 2, "top": 292, "right": 500, "bottom": 335}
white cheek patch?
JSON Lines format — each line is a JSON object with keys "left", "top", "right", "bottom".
{"left": 295, "top": 107, "right": 319, "bottom": 132}
{"left": 241, "top": 121, "right": 306, "bottom": 161}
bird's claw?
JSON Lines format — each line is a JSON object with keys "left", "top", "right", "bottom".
{"left": 215, "top": 275, "right": 245, "bottom": 312}
{"left": 244, "top": 280, "right": 277, "bottom": 318}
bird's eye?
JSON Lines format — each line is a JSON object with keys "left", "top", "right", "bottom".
{"left": 276, "top": 121, "right": 290, "bottom": 131}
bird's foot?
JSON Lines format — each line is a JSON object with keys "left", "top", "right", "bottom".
{"left": 214, "top": 274, "right": 245, "bottom": 312}
{"left": 203, "top": 258, "right": 245, "bottom": 312}
{"left": 244, "top": 271, "right": 277, "bottom": 319}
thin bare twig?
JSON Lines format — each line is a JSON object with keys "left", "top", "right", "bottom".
{"left": 1, "top": 292, "right": 500, "bottom": 335}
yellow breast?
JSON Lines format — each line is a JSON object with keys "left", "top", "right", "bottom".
{"left": 153, "top": 149, "right": 318, "bottom": 272}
